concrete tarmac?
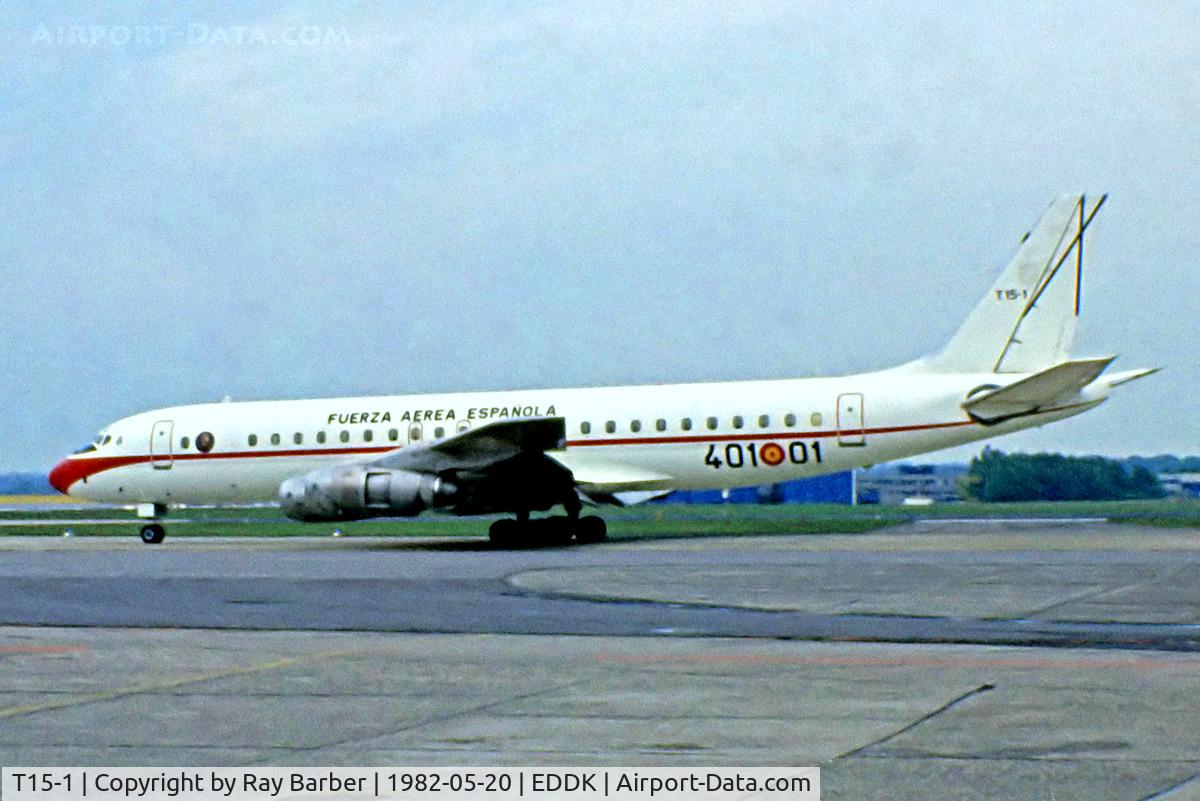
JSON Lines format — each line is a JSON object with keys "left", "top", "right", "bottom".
{"left": 2, "top": 522, "right": 1199, "bottom": 800}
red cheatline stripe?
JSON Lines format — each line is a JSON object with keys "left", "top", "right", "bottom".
{"left": 54, "top": 419, "right": 977, "bottom": 491}
{"left": 566, "top": 419, "right": 974, "bottom": 448}
{"left": 51, "top": 446, "right": 395, "bottom": 490}
{"left": 172, "top": 446, "right": 395, "bottom": 461}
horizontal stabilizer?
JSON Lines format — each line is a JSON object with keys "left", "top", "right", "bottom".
{"left": 962, "top": 357, "right": 1114, "bottom": 420}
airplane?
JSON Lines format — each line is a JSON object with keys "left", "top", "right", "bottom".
{"left": 49, "top": 194, "right": 1156, "bottom": 545}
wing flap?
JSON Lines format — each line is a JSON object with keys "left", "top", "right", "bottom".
{"left": 557, "top": 459, "right": 673, "bottom": 493}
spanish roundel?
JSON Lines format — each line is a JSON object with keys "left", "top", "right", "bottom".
{"left": 760, "top": 442, "right": 785, "bottom": 466}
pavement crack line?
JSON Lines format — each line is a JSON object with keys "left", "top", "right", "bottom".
{"left": 1140, "top": 770, "right": 1200, "bottom": 801}
{"left": 837, "top": 683, "right": 995, "bottom": 760}
{"left": 1022, "top": 580, "right": 1147, "bottom": 618}
{"left": 848, "top": 755, "right": 1199, "bottom": 765}
{"left": 292, "top": 673, "right": 604, "bottom": 756}
{"left": 0, "top": 648, "right": 369, "bottom": 722}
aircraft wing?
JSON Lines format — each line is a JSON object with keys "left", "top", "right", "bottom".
{"left": 357, "top": 416, "right": 575, "bottom": 517}
{"left": 370, "top": 416, "right": 566, "bottom": 474}
{"left": 367, "top": 417, "right": 671, "bottom": 513}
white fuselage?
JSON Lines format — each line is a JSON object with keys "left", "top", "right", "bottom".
{"left": 53, "top": 365, "right": 1105, "bottom": 507}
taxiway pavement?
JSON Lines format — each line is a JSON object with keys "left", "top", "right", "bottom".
{"left": 2, "top": 522, "right": 1198, "bottom": 800}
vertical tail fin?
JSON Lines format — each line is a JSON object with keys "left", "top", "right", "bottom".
{"left": 926, "top": 194, "right": 1107, "bottom": 374}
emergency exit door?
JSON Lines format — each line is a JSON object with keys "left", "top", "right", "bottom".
{"left": 150, "top": 420, "right": 174, "bottom": 468}
{"left": 836, "top": 393, "right": 865, "bottom": 446}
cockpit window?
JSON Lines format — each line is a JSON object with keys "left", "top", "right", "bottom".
{"left": 77, "top": 432, "right": 107, "bottom": 453}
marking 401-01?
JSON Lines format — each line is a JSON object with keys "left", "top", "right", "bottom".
{"left": 704, "top": 441, "right": 822, "bottom": 470}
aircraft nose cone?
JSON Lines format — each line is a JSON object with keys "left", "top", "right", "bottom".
{"left": 48, "top": 459, "right": 75, "bottom": 495}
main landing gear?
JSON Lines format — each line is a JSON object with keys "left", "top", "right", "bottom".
{"left": 487, "top": 515, "right": 607, "bottom": 548}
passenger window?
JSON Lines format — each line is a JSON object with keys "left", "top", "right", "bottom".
{"left": 270, "top": 433, "right": 281, "bottom": 446}
{"left": 340, "top": 430, "right": 350, "bottom": 443}
{"left": 196, "top": 432, "right": 215, "bottom": 453}
{"left": 180, "top": 436, "right": 190, "bottom": 450}
{"left": 293, "top": 432, "right": 303, "bottom": 445}
{"left": 316, "top": 431, "right": 326, "bottom": 444}
{"left": 784, "top": 413, "right": 797, "bottom": 427}
{"left": 758, "top": 414, "right": 770, "bottom": 428}
{"left": 630, "top": 420, "right": 642, "bottom": 433}
{"left": 656, "top": 419, "right": 667, "bottom": 432}
{"left": 681, "top": 417, "right": 693, "bottom": 431}
{"left": 116, "top": 436, "right": 123, "bottom": 446}
{"left": 706, "top": 416, "right": 718, "bottom": 431}
{"left": 435, "top": 426, "right": 445, "bottom": 439}
{"left": 581, "top": 421, "right": 591, "bottom": 435}
{"left": 364, "top": 429, "right": 374, "bottom": 442}
{"left": 457, "top": 420, "right": 471, "bottom": 433}
{"left": 605, "top": 421, "right": 616, "bottom": 434}
{"left": 811, "top": 412, "right": 824, "bottom": 426}
{"left": 732, "top": 415, "right": 744, "bottom": 429}
{"left": 409, "top": 424, "right": 422, "bottom": 442}
{"left": 248, "top": 434, "right": 258, "bottom": 447}
{"left": 388, "top": 428, "right": 399, "bottom": 442}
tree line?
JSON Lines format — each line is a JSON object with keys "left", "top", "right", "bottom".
{"left": 961, "top": 449, "right": 1165, "bottom": 502}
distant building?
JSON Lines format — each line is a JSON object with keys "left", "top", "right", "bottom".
{"left": 1159, "top": 472, "right": 1200, "bottom": 499}
{"left": 856, "top": 463, "right": 966, "bottom": 504}
{"left": 656, "top": 472, "right": 855, "bottom": 505}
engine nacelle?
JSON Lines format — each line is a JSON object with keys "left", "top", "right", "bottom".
{"left": 279, "top": 464, "right": 456, "bottom": 522}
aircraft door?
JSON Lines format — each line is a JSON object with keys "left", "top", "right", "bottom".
{"left": 150, "top": 420, "right": 175, "bottom": 468}
{"left": 836, "top": 393, "right": 865, "bottom": 446}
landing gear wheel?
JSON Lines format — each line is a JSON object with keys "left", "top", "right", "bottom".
{"left": 538, "top": 516, "right": 574, "bottom": 547}
{"left": 139, "top": 523, "right": 166, "bottom": 545}
{"left": 575, "top": 516, "right": 607, "bottom": 544}
{"left": 488, "top": 519, "right": 518, "bottom": 547}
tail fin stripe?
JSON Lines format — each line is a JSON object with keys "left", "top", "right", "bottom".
{"left": 1024, "top": 194, "right": 1105, "bottom": 316}
{"left": 993, "top": 194, "right": 1106, "bottom": 371}
{"left": 1074, "top": 195, "right": 1085, "bottom": 316}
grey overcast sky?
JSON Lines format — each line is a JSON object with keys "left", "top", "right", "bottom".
{"left": 1, "top": 2, "right": 1197, "bottom": 472}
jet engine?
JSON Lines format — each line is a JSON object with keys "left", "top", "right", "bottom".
{"left": 279, "top": 464, "right": 457, "bottom": 522}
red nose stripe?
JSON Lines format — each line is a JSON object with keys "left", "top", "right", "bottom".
{"left": 48, "top": 455, "right": 146, "bottom": 493}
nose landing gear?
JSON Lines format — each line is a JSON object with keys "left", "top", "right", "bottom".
{"left": 136, "top": 502, "right": 169, "bottom": 544}
{"left": 139, "top": 523, "right": 166, "bottom": 544}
